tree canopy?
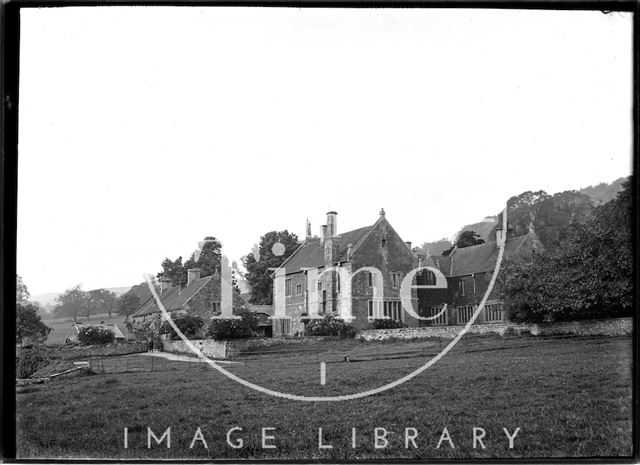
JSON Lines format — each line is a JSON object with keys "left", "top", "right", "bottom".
{"left": 442, "top": 230, "right": 485, "bottom": 256}
{"left": 17, "top": 302, "right": 52, "bottom": 345}
{"left": 241, "top": 230, "right": 299, "bottom": 304}
{"left": 501, "top": 179, "right": 632, "bottom": 322}
{"left": 157, "top": 236, "right": 223, "bottom": 287}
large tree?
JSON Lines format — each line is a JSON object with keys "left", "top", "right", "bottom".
{"left": 117, "top": 291, "right": 142, "bottom": 318}
{"left": 242, "top": 230, "right": 299, "bottom": 304}
{"left": 17, "top": 302, "right": 52, "bottom": 345}
{"left": 16, "top": 274, "right": 30, "bottom": 304}
{"left": 86, "top": 288, "right": 118, "bottom": 318}
{"left": 157, "top": 236, "right": 224, "bottom": 287}
{"left": 502, "top": 179, "right": 632, "bottom": 322}
{"left": 53, "top": 285, "right": 88, "bottom": 321}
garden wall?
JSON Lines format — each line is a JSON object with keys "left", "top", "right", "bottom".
{"left": 357, "top": 317, "right": 632, "bottom": 341}
{"left": 162, "top": 339, "right": 227, "bottom": 359}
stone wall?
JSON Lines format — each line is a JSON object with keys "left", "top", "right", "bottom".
{"left": 162, "top": 339, "right": 227, "bottom": 358}
{"left": 357, "top": 317, "right": 632, "bottom": 341}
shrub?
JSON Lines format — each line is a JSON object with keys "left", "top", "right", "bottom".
{"left": 160, "top": 314, "right": 204, "bottom": 340}
{"left": 17, "top": 345, "right": 51, "bottom": 378}
{"left": 371, "top": 319, "right": 407, "bottom": 330}
{"left": 206, "top": 309, "right": 258, "bottom": 340}
{"left": 78, "top": 326, "right": 115, "bottom": 345}
{"left": 305, "top": 315, "right": 357, "bottom": 338}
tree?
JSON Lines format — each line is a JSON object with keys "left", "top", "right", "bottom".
{"left": 117, "top": 292, "right": 141, "bottom": 318}
{"left": 157, "top": 256, "right": 187, "bottom": 287}
{"left": 16, "top": 275, "right": 30, "bottom": 304}
{"left": 86, "top": 288, "right": 117, "bottom": 318}
{"left": 53, "top": 285, "right": 88, "bottom": 321}
{"left": 157, "top": 236, "right": 224, "bottom": 287}
{"left": 442, "top": 230, "right": 485, "bottom": 256}
{"left": 16, "top": 302, "right": 52, "bottom": 345}
{"left": 242, "top": 230, "right": 300, "bottom": 304}
{"left": 502, "top": 179, "right": 632, "bottom": 322}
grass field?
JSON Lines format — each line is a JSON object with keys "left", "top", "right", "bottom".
{"left": 43, "top": 313, "right": 129, "bottom": 345}
{"left": 16, "top": 335, "right": 633, "bottom": 459}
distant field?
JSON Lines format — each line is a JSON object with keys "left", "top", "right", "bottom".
{"left": 16, "top": 335, "right": 632, "bottom": 459}
{"left": 43, "top": 313, "right": 129, "bottom": 344}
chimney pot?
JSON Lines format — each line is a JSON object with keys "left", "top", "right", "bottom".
{"left": 405, "top": 241, "right": 412, "bottom": 250}
{"left": 187, "top": 268, "right": 202, "bottom": 286}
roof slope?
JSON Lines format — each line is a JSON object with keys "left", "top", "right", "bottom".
{"left": 427, "top": 233, "right": 538, "bottom": 277}
{"left": 281, "top": 225, "right": 373, "bottom": 274}
{"left": 132, "top": 275, "right": 214, "bottom": 317}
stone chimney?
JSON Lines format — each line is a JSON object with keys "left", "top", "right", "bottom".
{"left": 405, "top": 241, "right": 412, "bottom": 250}
{"left": 320, "top": 225, "right": 328, "bottom": 243}
{"left": 496, "top": 224, "right": 515, "bottom": 247}
{"left": 306, "top": 218, "right": 312, "bottom": 241}
{"left": 187, "top": 268, "right": 202, "bottom": 286}
{"left": 326, "top": 211, "right": 338, "bottom": 237}
{"left": 160, "top": 277, "right": 173, "bottom": 293}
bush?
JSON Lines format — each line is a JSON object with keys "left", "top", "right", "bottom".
{"left": 305, "top": 315, "right": 357, "bottom": 338}
{"left": 78, "top": 326, "right": 115, "bottom": 345}
{"left": 160, "top": 314, "right": 204, "bottom": 340}
{"left": 17, "top": 345, "right": 51, "bottom": 378}
{"left": 371, "top": 319, "right": 407, "bottom": 330}
{"left": 206, "top": 309, "right": 258, "bottom": 340}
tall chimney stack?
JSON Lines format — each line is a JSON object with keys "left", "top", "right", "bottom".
{"left": 320, "top": 225, "right": 327, "bottom": 243}
{"left": 187, "top": 268, "right": 202, "bottom": 286}
{"left": 326, "top": 211, "right": 338, "bottom": 237}
{"left": 160, "top": 278, "right": 173, "bottom": 293}
{"left": 306, "top": 218, "right": 312, "bottom": 241}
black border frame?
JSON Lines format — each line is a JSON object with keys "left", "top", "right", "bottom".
{"left": 1, "top": 1, "right": 638, "bottom": 462}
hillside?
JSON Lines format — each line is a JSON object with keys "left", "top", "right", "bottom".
{"left": 579, "top": 177, "right": 628, "bottom": 205}
{"left": 420, "top": 177, "right": 628, "bottom": 250}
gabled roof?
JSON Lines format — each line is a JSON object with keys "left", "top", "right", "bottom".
{"left": 280, "top": 225, "right": 373, "bottom": 275}
{"left": 132, "top": 275, "right": 214, "bottom": 317}
{"left": 435, "top": 232, "right": 537, "bottom": 277}
{"left": 65, "top": 322, "right": 126, "bottom": 341}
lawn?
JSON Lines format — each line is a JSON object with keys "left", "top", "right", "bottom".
{"left": 16, "top": 335, "right": 633, "bottom": 460}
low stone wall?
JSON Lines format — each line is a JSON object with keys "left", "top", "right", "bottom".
{"left": 162, "top": 339, "right": 227, "bottom": 359}
{"left": 357, "top": 317, "right": 632, "bottom": 341}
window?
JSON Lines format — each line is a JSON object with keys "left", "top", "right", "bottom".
{"left": 425, "top": 270, "right": 436, "bottom": 286}
{"left": 368, "top": 300, "right": 403, "bottom": 321}
{"left": 381, "top": 238, "right": 387, "bottom": 247}
{"left": 430, "top": 305, "right": 447, "bottom": 326}
{"left": 472, "top": 276, "right": 477, "bottom": 294}
{"left": 336, "top": 274, "right": 341, "bottom": 293}
{"left": 317, "top": 281, "right": 323, "bottom": 291}
{"left": 295, "top": 283, "right": 303, "bottom": 296}
{"left": 367, "top": 271, "right": 373, "bottom": 287}
{"left": 391, "top": 272, "right": 402, "bottom": 288}
{"left": 485, "top": 302, "right": 503, "bottom": 323}
{"left": 457, "top": 305, "right": 474, "bottom": 324}
{"left": 285, "top": 278, "right": 292, "bottom": 296}
{"left": 458, "top": 279, "right": 465, "bottom": 296}
{"left": 211, "top": 302, "right": 220, "bottom": 315}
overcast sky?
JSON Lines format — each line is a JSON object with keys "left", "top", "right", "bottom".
{"left": 18, "top": 7, "right": 632, "bottom": 296}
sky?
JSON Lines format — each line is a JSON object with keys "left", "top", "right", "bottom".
{"left": 17, "top": 7, "right": 633, "bottom": 297}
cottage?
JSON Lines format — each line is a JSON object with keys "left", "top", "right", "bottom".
{"left": 131, "top": 268, "right": 223, "bottom": 322}
{"left": 65, "top": 322, "right": 127, "bottom": 343}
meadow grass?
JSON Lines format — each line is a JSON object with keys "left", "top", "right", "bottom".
{"left": 16, "top": 335, "right": 633, "bottom": 460}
